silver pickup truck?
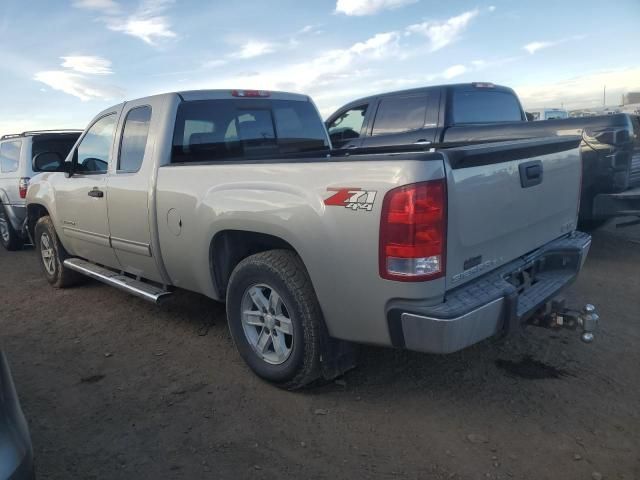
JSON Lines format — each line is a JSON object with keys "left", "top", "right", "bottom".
{"left": 26, "top": 89, "right": 597, "bottom": 389}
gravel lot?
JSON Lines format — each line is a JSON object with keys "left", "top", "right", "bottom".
{"left": 1, "top": 223, "right": 639, "bottom": 480}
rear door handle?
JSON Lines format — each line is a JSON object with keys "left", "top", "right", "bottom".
{"left": 414, "top": 139, "right": 432, "bottom": 145}
{"left": 345, "top": 144, "right": 358, "bottom": 149}
{"left": 88, "top": 188, "right": 104, "bottom": 198}
{"left": 519, "top": 160, "right": 543, "bottom": 188}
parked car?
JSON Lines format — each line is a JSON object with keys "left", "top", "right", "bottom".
{"left": 0, "top": 130, "right": 81, "bottom": 250}
{"left": 326, "top": 83, "right": 640, "bottom": 228}
{"left": 527, "top": 108, "right": 569, "bottom": 121}
{"left": 26, "top": 89, "right": 595, "bottom": 389}
{"left": 0, "top": 351, "right": 34, "bottom": 480}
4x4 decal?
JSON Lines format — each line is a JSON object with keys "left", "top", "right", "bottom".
{"left": 324, "top": 188, "right": 377, "bottom": 211}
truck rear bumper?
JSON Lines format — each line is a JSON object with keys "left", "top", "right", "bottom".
{"left": 593, "top": 186, "right": 640, "bottom": 219}
{"left": 387, "top": 231, "right": 591, "bottom": 354}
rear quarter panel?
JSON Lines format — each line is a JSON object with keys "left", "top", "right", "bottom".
{"left": 155, "top": 158, "right": 446, "bottom": 346}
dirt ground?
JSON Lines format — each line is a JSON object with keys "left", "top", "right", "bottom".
{"left": 1, "top": 223, "right": 639, "bottom": 480}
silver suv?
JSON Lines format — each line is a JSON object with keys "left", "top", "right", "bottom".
{"left": 0, "top": 130, "right": 81, "bottom": 250}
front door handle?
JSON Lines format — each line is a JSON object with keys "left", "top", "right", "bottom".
{"left": 88, "top": 188, "right": 104, "bottom": 198}
{"left": 414, "top": 139, "right": 432, "bottom": 145}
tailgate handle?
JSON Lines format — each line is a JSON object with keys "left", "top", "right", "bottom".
{"left": 519, "top": 160, "right": 543, "bottom": 188}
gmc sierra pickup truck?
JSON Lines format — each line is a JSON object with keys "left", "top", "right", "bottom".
{"left": 326, "top": 83, "right": 640, "bottom": 228}
{"left": 26, "top": 89, "right": 596, "bottom": 389}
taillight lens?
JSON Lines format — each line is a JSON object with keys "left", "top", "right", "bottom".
{"left": 379, "top": 179, "right": 447, "bottom": 281}
{"left": 19, "top": 177, "right": 30, "bottom": 199}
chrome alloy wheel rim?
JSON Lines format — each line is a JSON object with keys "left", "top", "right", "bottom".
{"left": 40, "top": 232, "right": 56, "bottom": 275}
{"left": 241, "top": 284, "right": 294, "bottom": 365}
{"left": 0, "top": 210, "right": 9, "bottom": 243}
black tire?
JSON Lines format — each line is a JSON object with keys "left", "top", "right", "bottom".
{"left": 34, "top": 216, "right": 82, "bottom": 288}
{"left": 226, "top": 250, "right": 323, "bottom": 390}
{"left": 0, "top": 204, "right": 24, "bottom": 251}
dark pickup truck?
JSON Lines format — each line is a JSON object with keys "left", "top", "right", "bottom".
{"left": 326, "top": 83, "right": 640, "bottom": 227}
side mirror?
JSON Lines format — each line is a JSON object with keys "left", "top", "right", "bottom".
{"left": 65, "top": 149, "right": 78, "bottom": 177}
{"left": 33, "top": 151, "right": 64, "bottom": 172}
{"left": 63, "top": 162, "right": 74, "bottom": 176}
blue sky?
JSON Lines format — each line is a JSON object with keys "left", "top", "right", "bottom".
{"left": 0, "top": 0, "right": 639, "bottom": 135}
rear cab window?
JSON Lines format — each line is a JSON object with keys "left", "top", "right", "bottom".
{"left": 452, "top": 89, "right": 524, "bottom": 124}
{"left": 171, "top": 99, "right": 329, "bottom": 163}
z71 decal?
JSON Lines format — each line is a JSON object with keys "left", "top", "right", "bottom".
{"left": 324, "top": 188, "right": 377, "bottom": 211}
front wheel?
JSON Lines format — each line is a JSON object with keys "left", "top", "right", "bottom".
{"left": 34, "top": 216, "right": 82, "bottom": 288}
{"left": 226, "top": 250, "right": 323, "bottom": 390}
{"left": 0, "top": 204, "right": 24, "bottom": 251}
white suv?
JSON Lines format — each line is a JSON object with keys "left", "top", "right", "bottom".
{"left": 0, "top": 130, "right": 80, "bottom": 250}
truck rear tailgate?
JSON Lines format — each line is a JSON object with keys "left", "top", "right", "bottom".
{"left": 442, "top": 136, "right": 582, "bottom": 289}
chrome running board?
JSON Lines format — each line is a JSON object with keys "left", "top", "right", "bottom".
{"left": 63, "top": 258, "right": 172, "bottom": 304}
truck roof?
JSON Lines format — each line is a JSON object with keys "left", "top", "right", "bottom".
{"left": 176, "top": 89, "right": 310, "bottom": 102}
{"left": 335, "top": 82, "right": 517, "bottom": 111}
{"left": 93, "top": 89, "right": 313, "bottom": 121}
{"left": 0, "top": 129, "right": 82, "bottom": 141}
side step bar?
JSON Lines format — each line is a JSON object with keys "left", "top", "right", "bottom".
{"left": 63, "top": 258, "right": 172, "bottom": 304}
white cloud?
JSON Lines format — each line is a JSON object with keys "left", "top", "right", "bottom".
{"left": 442, "top": 64, "right": 467, "bottom": 79}
{"left": 232, "top": 41, "right": 276, "bottom": 59}
{"left": 516, "top": 67, "right": 640, "bottom": 109}
{"left": 523, "top": 35, "right": 586, "bottom": 55}
{"left": 523, "top": 41, "right": 554, "bottom": 54}
{"left": 108, "top": 17, "right": 175, "bottom": 44}
{"left": 335, "top": 0, "right": 418, "bottom": 16}
{"left": 350, "top": 32, "right": 401, "bottom": 58}
{"left": 61, "top": 56, "right": 113, "bottom": 75}
{"left": 201, "top": 59, "right": 228, "bottom": 69}
{"left": 406, "top": 9, "right": 479, "bottom": 51}
{"left": 34, "top": 71, "right": 122, "bottom": 101}
{"left": 73, "top": 0, "right": 176, "bottom": 46}
{"left": 34, "top": 56, "right": 122, "bottom": 101}
{"left": 72, "top": 0, "right": 120, "bottom": 14}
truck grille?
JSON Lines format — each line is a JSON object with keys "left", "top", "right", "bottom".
{"left": 630, "top": 152, "right": 640, "bottom": 187}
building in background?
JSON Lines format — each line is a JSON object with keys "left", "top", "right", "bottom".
{"left": 622, "top": 92, "right": 640, "bottom": 105}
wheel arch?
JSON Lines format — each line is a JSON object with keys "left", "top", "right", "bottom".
{"left": 209, "top": 229, "right": 303, "bottom": 299}
{"left": 26, "top": 203, "right": 50, "bottom": 240}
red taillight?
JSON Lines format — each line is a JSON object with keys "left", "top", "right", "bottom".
{"left": 379, "top": 179, "right": 447, "bottom": 281}
{"left": 19, "top": 177, "right": 30, "bottom": 199}
{"left": 231, "top": 89, "right": 270, "bottom": 98}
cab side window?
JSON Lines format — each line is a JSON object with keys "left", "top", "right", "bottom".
{"left": 76, "top": 114, "right": 117, "bottom": 174}
{"left": 327, "top": 105, "right": 368, "bottom": 147}
{"left": 118, "top": 106, "right": 152, "bottom": 173}
{"left": 0, "top": 140, "right": 22, "bottom": 173}
{"left": 371, "top": 95, "right": 428, "bottom": 136}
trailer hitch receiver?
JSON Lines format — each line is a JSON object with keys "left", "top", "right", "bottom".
{"left": 529, "top": 298, "right": 599, "bottom": 343}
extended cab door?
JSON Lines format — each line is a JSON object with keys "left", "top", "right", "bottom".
{"left": 359, "top": 92, "right": 439, "bottom": 148}
{"left": 106, "top": 97, "right": 165, "bottom": 283}
{"left": 55, "top": 113, "right": 120, "bottom": 268}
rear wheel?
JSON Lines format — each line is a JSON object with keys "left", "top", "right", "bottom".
{"left": 34, "top": 216, "right": 82, "bottom": 288}
{"left": 226, "top": 250, "right": 323, "bottom": 390}
{"left": 0, "top": 204, "right": 24, "bottom": 251}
